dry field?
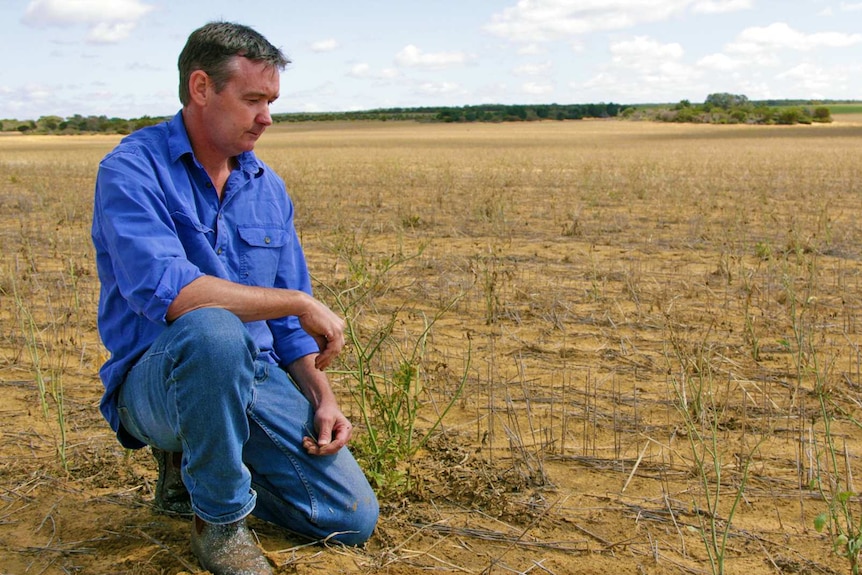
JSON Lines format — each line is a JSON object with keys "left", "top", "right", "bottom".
{"left": 2, "top": 116, "right": 862, "bottom": 575}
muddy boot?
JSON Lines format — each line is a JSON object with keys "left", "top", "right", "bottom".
{"left": 191, "top": 515, "right": 273, "bottom": 575}
{"left": 151, "top": 447, "right": 193, "bottom": 516}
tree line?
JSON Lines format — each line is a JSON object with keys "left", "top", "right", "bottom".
{"left": 0, "top": 114, "right": 164, "bottom": 135}
{"left": 273, "top": 103, "right": 624, "bottom": 123}
{"left": 0, "top": 103, "right": 624, "bottom": 134}
{"left": 632, "top": 93, "right": 836, "bottom": 125}
{"left": 2, "top": 96, "right": 855, "bottom": 135}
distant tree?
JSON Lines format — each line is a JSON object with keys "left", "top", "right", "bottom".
{"left": 812, "top": 107, "right": 832, "bottom": 123}
{"left": 730, "top": 108, "right": 748, "bottom": 123}
{"left": 133, "top": 116, "right": 164, "bottom": 131}
{"left": 777, "top": 107, "right": 803, "bottom": 125}
{"left": 37, "top": 115, "right": 63, "bottom": 131}
{"left": 705, "top": 92, "right": 749, "bottom": 110}
{"left": 505, "top": 105, "right": 527, "bottom": 120}
{"left": 675, "top": 106, "right": 700, "bottom": 123}
{"left": 751, "top": 105, "right": 775, "bottom": 124}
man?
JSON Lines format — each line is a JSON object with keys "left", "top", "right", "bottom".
{"left": 91, "top": 21, "right": 378, "bottom": 575}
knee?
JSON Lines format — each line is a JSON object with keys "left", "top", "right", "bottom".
{"left": 172, "top": 308, "right": 256, "bottom": 364}
{"left": 331, "top": 494, "right": 379, "bottom": 546}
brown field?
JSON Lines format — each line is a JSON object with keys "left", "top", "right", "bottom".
{"left": 2, "top": 115, "right": 862, "bottom": 575}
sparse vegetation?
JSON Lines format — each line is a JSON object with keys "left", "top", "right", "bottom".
{"left": 4, "top": 98, "right": 859, "bottom": 134}
{"left": 2, "top": 117, "right": 862, "bottom": 574}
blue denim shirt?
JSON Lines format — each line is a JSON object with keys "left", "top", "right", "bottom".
{"left": 92, "top": 111, "right": 319, "bottom": 446}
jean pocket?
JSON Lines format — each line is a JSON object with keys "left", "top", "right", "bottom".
{"left": 253, "top": 360, "right": 269, "bottom": 384}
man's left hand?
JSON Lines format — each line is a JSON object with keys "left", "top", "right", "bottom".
{"left": 303, "top": 401, "right": 352, "bottom": 456}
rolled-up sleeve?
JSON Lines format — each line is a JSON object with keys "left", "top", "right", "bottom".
{"left": 95, "top": 149, "right": 203, "bottom": 324}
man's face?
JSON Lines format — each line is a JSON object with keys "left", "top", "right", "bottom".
{"left": 203, "top": 56, "right": 280, "bottom": 157}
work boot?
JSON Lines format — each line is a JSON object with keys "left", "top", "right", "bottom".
{"left": 151, "top": 447, "right": 193, "bottom": 516}
{"left": 191, "top": 515, "right": 273, "bottom": 575}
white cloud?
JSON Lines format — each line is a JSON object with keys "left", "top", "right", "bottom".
{"left": 22, "top": 84, "right": 53, "bottom": 101}
{"left": 415, "top": 81, "right": 461, "bottom": 95}
{"left": 513, "top": 61, "right": 553, "bottom": 76}
{"left": 0, "top": 83, "right": 56, "bottom": 117}
{"left": 522, "top": 81, "right": 553, "bottom": 95}
{"left": 349, "top": 63, "right": 371, "bottom": 78}
{"left": 347, "top": 63, "right": 400, "bottom": 80}
{"left": 777, "top": 61, "right": 847, "bottom": 93}
{"left": 840, "top": 2, "right": 862, "bottom": 11}
{"left": 577, "top": 66, "right": 706, "bottom": 103}
{"left": 732, "top": 79, "right": 773, "bottom": 100}
{"left": 574, "top": 35, "right": 704, "bottom": 102}
{"left": 692, "top": 0, "right": 752, "bottom": 14}
{"left": 517, "top": 43, "right": 545, "bottom": 55}
{"left": 23, "top": 0, "right": 154, "bottom": 25}
{"left": 22, "top": 0, "right": 154, "bottom": 43}
{"left": 610, "top": 36, "right": 684, "bottom": 66}
{"left": 311, "top": 38, "right": 340, "bottom": 52}
{"left": 697, "top": 52, "right": 742, "bottom": 71}
{"left": 728, "top": 22, "right": 862, "bottom": 54}
{"left": 87, "top": 22, "right": 136, "bottom": 43}
{"left": 485, "top": 0, "right": 750, "bottom": 43}
{"left": 569, "top": 39, "right": 586, "bottom": 52}
{"left": 395, "top": 45, "right": 471, "bottom": 69}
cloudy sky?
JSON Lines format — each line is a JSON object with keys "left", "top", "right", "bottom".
{"left": 2, "top": 0, "right": 860, "bottom": 120}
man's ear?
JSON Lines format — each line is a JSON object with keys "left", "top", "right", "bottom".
{"left": 188, "top": 70, "right": 210, "bottom": 106}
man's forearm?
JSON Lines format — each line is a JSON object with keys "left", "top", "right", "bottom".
{"left": 287, "top": 354, "right": 338, "bottom": 410}
{"left": 166, "top": 275, "right": 313, "bottom": 323}
{"left": 166, "top": 275, "right": 345, "bottom": 370}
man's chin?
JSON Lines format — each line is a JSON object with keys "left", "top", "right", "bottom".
{"left": 244, "top": 132, "right": 263, "bottom": 148}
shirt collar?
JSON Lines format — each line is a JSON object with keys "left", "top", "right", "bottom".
{"left": 167, "top": 110, "right": 265, "bottom": 177}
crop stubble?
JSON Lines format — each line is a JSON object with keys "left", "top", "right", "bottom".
{"left": 1, "top": 118, "right": 862, "bottom": 574}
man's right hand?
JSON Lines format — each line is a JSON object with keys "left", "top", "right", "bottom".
{"left": 296, "top": 297, "right": 345, "bottom": 370}
{"left": 166, "top": 276, "right": 346, "bottom": 369}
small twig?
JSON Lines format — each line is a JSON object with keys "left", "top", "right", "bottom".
{"left": 481, "top": 498, "right": 560, "bottom": 574}
{"left": 133, "top": 528, "right": 198, "bottom": 572}
{"left": 622, "top": 440, "right": 650, "bottom": 493}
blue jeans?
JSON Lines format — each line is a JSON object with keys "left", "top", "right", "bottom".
{"left": 117, "top": 308, "right": 378, "bottom": 545}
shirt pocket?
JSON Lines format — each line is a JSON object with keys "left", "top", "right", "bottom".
{"left": 236, "top": 224, "right": 288, "bottom": 286}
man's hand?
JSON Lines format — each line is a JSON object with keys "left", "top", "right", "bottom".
{"left": 288, "top": 355, "right": 351, "bottom": 456}
{"left": 302, "top": 400, "right": 353, "bottom": 456}
{"left": 295, "top": 298, "right": 345, "bottom": 370}
{"left": 166, "top": 276, "right": 345, "bottom": 370}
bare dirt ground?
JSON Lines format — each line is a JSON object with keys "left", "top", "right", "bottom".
{"left": 2, "top": 116, "right": 862, "bottom": 574}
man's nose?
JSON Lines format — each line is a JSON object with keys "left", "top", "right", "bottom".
{"left": 257, "top": 107, "right": 273, "bottom": 127}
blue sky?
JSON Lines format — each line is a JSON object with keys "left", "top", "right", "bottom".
{"left": 1, "top": 0, "right": 861, "bottom": 120}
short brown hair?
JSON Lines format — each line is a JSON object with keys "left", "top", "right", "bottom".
{"left": 177, "top": 21, "right": 290, "bottom": 105}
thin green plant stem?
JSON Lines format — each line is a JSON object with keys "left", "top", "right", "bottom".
{"left": 11, "top": 272, "right": 49, "bottom": 418}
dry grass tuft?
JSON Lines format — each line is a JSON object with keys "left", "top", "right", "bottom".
{"left": 2, "top": 119, "right": 862, "bottom": 573}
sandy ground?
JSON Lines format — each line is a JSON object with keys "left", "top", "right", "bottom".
{"left": 3, "top": 118, "right": 862, "bottom": 574}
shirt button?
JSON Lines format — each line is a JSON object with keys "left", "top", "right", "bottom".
{"left": 264, "top": 237, "right": 271, "bottom": 244}
{"left": 217, "top": 248, "right": 223, "bottom": 255}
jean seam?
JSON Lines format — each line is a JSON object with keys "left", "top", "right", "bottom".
{"left": 249, "top": 411, "right": 319, "bottom": 524}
